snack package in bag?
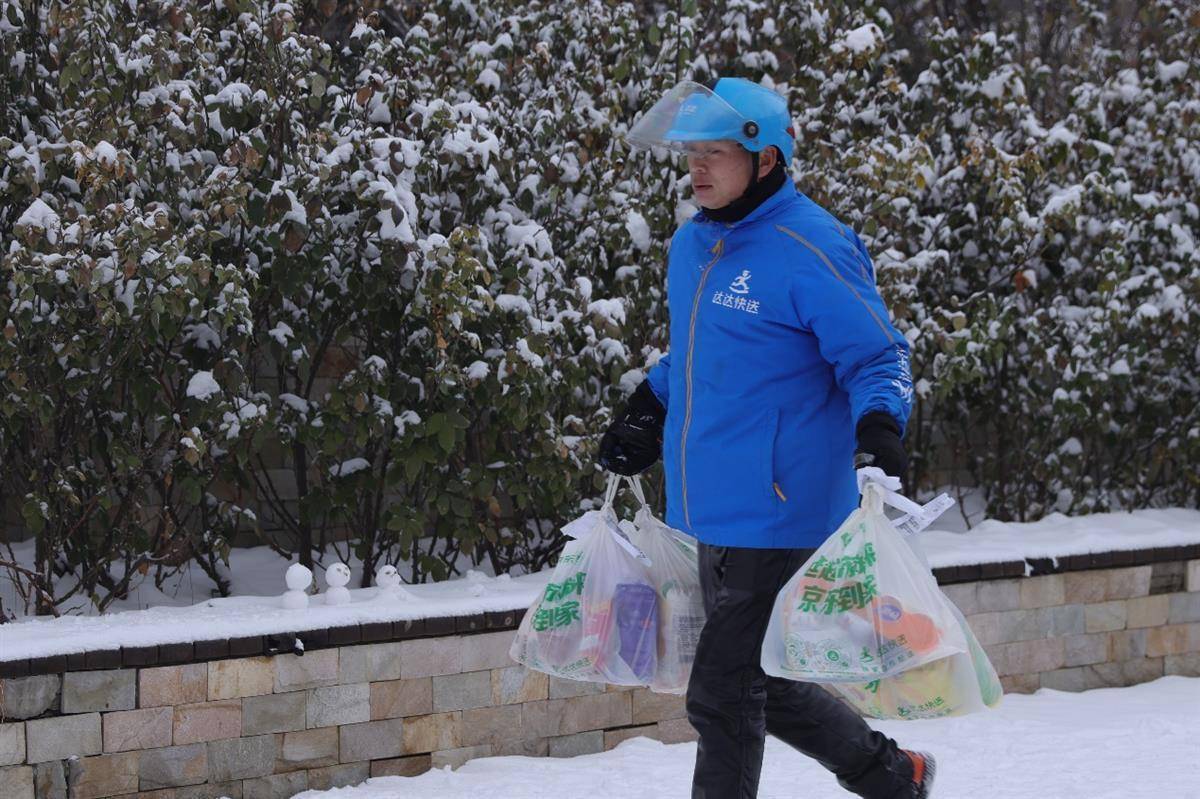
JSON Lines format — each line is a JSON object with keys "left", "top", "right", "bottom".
{"left": 762, "top": 481, "right": 969, "bottom": 683}
{"left": 624, "top": 477, "right": 706, "bottom": 695}
{"left": 829, "top": 602, "right": 1003, "bottom": 719}
{"left": 510, "top": 475, "right": 659, "bottom": 686}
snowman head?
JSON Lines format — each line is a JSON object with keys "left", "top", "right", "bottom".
{"left": 324, "top": 563, "right": 352, "bottom": 588}
{"left": 285, "top": 562, "right": 313, "bottom": 592}
{"left": 375, "top": 565, "right": 400, "bottom": 587}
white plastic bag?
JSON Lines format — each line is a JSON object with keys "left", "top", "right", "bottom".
{"left": 624, "top": 477, "right": 706, "bottom": 695}
{"left": 829, "top": 602, "right": 1003, "bottom": 719}
{"left": 762, "top": 482, "right": 970, "bottom": 683}
{"left": 510, "top": 475, "right": 660, "bottom": 686}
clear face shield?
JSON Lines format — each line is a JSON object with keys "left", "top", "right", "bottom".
{"left": 626, "top": 81, "right": 756, "bottom": 156}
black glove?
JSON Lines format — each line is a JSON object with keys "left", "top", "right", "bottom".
{"left": 854, "top": 411, "right": 908, "bottom": 487}
{"left": 598, "top": 381, "right": 666, "bottom": 476}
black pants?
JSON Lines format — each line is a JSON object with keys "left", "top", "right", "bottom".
{"left": 686, "top": 543, "right": 914, "bottom": 799}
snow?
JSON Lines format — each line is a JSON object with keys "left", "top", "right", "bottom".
{"left": 2, "top": 507, "right": 1199, "bottom": 660}
{"left": 840, "top": 24, "right": 881, "bottom": 55}
{"left": 625, "top": 210, "right": 651, "bottom": 251}
{"left": 329, "top": 458, "right": 370, "bottom": 478}
{"left": 186, "top": 370, "right": 221, "bottom": 400}
{"left": 287, "top": 677, "right": 1200, "bottom": 799}
{"left": 17, "top": 198, "right": 61, "bottom": 243}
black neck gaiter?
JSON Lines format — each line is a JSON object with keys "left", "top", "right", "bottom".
{"left": 702, "top": 158, "right": 788, "bottom": 224}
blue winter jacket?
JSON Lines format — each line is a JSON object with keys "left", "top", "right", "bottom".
{"left": 645, "top": 180, "right": 913, "bottom": 549}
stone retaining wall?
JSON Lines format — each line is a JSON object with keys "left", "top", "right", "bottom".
{"left": 1, "top": 552, "right": 1198, "bottom": 799}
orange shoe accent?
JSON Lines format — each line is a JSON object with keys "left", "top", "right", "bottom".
{"left": 908, "top": 751, "right": 926, "bottom": 784}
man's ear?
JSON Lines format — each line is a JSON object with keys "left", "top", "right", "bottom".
{"left": 757, "top": 146, "right": 777, "bottom": 179}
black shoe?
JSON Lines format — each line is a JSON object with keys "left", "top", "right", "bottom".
{"left": 901, "top": 750, "right": 936, "bottom": 798}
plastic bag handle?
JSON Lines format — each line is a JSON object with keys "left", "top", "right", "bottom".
{"left": 861, "top": 480, "right": 925, "bottom": 517}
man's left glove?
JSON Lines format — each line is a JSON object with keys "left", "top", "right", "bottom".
{"left": 597, "top": 381, "right": 666, "bottom": 476}
{"left": 854, "top": 410, "right": 908, "bottom": 490}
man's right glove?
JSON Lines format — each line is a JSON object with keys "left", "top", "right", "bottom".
{"left": 597, "top": 381, "right": 666, "bottom": 476}
{"left": 854, "top": 410, "right": 908, "bottom": 491}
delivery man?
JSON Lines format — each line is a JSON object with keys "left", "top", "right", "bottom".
{"left": 598, "top": 78, "right": 935, "bottom": 799}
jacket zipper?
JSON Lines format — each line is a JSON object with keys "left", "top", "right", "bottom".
{"left": 681, "top": 238, "right": 724, "bottom": 529}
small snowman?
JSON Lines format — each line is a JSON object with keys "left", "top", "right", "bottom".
{"left": 375, "top": 564, "right": 415, "bottom": 601}
{"left": 281, "top": 563, "right": 312, "bottom": 610}
{"left": 465, "top": 569, "right": 488, "bottom": 597}
{"left": 323, "top": 563, "right": 352, "bottom": 606}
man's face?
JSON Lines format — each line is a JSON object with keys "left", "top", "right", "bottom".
{"left": 686, "top": 140, "right": 752, "bottom": 209}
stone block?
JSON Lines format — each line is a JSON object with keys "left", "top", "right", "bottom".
{"left": 135, "top": 790, "right": 177, "bottom": 799}
{"left": 25, "top": 713, "right": 101, "bottom": 763}
{"left": 1105, "top": 566, "right": 1151, "bottom": 600}
{"left": 242, "top": 692, "right": 307, "bottom": 736}
{"left": 0, "top": 722, "right": 25, "bottom": 766}
{"left": 522, "top": 693, "right": 632, "bottom": 738}
{"left": 1064, "top": 572, "right": 1106, "bottom": 605}
{"left": 207, "top": 734, "right": 275, "bottom": 782}
{"left": 306, "top": 761, "right": 369, "bottom": 792}
{"left": 103, "top": 707, "right": 174, "bottom": 753}
{"left": 208, "top": 658, "right": 275, "bottom": 701}
{"left": 1165, "top": 652, "right": 1200, "bottom": 677}
{"left": 1047, "top": 605, "right": 1086, "bottom": 637}
{"left": 370, "top": 755, "right": 431, "bottom": 778}
{"left": 548, "top": 677, "right": 606, "bottom": 699}
{"left": 492, "top": 737, "right": 549, "bottom": 757}
{"left": 986, "top": 638, "right": 1065, "bottom": 677}
{"left": 400, "top": 637, "right": 462, "bottom": 679}
{"left": 0, "top": 765, "right": 34, "bottom": 799}
{"left": 431, "top": 745, "right": 490, "bottom": 771}
{"left": 1084, "top": 601, "right": 1126, "bottom": 633}
{"left": 306, "top": 684, "right": 369, "bottom": 728}
{"left": 275, "top": 727, "right": 338, "bottom": 772}
{"left": 62, "top": 670, "right": 136, "bottom": 714}
{"left": 631, "top": 689, "right": 687, "bottom": 724}
{"left": 459, "top": 705, "right": 522, "bottom": 748}
{"left": 242, "top": 771, "right": 308, "bottom": 799}
{"left": 140, "top": 664, "right": 207, "bottom": 708}
{"left": 998, "top": 673, "right": 1040, "bottom": 694}
{"left": 432, "top": 672, "right": 492, "bottom": 712}
{"left": 963, "top": 613, "right": 1001, "bottom": 646}
{"left": 178, "top": 781, "right": 241, "bottom": 799}
{"left": 1037, "top": 667, "right": 1087, "bottom": 693}
{"left": 604, "top": 724, "right": 658, "bottom": 750}
{"left": 976, "top": 579, "right": 1021, "bottom": 612}
{"left": 548, "top": 730, "right": 604, "bottom": 758}
{"left": 33, "top": 760, "right": 65, "bottom": 799}
{"left": 988, "top": 608, "right": 1044, "bottom": 644}
{"left": 403, "top": 712, "right": 462, "bottom": 754}
{"left": 1126, "top": 595, "right": 1170, "bottom": 629}
{"left": 1168, "top": 592, "right": 1200, "bottom": 624}
{"left": 67, "top": 752, "right": 139, "bottom": 799}
{"left": 656, "top": 717, "right": 698, "bottom": 744}
{"left": 1108, "top": 629, "right": 1148, "bottom": 661}
{"left": 1187, "top": 560, "right": 1200, "bottom": 592}
{"left": 139, "top": 744, "right": 208, "bottom": 789}
{"left": 1018, "top": 574, "right": 1065, "bottom": 609}
{"left": 370, "top": 678, "right": 432, "bottom": 720}
{"left": 1149, "top": 561, "right": 1186, "bottom": 595}
{"left": 460, "top": 631, "right": 518, "bottom": 672}
{"left": 1063, "top": 634, "right": 1108, "bottom": 667}
{"left": 0, "top": 675, "right": 60, "bottom": 720}
{"left": 491, "top": 667, "right": 547, "bottom": 706}
{"left": 339, "top": 718, "right": 405, "bottom": 762}
{"left": 273, "top": 650, "right": 339, "bottom": 693}
{"left": 1084, "top": 658, "right": 1163, "bottom": 688}
{"left": 1146, "top": 623, "right": 1200, "bottom": 657}
{"left": 338, "top": 643, "right": 403, "bottom": 684}
{"left": 173, "top": 700, "right": 241, "bottom": 745}
{"left": 938, "top": 582, "right": 980, "bottom": 615}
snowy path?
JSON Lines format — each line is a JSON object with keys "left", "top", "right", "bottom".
{"left": 291, "top": 677, "right": 1200, "bottom": 799}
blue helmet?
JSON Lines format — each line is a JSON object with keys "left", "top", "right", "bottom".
{"left": 627, "top": 78, "right": 794, "bottom": 160}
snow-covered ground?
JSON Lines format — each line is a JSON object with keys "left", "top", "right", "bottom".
{"left": 2, "top": 506, "right": 1199, "bottom": 660}
{"left": 288, "top": 677, "right": 1200, "bottom": 799}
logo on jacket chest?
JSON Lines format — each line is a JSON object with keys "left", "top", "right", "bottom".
{"left": 711, "top": 269, "right": 761, "bottom": 315}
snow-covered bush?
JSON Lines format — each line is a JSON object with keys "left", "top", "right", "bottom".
{"left": 1, "top": 0, "right": 1195, "bottom": 615}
